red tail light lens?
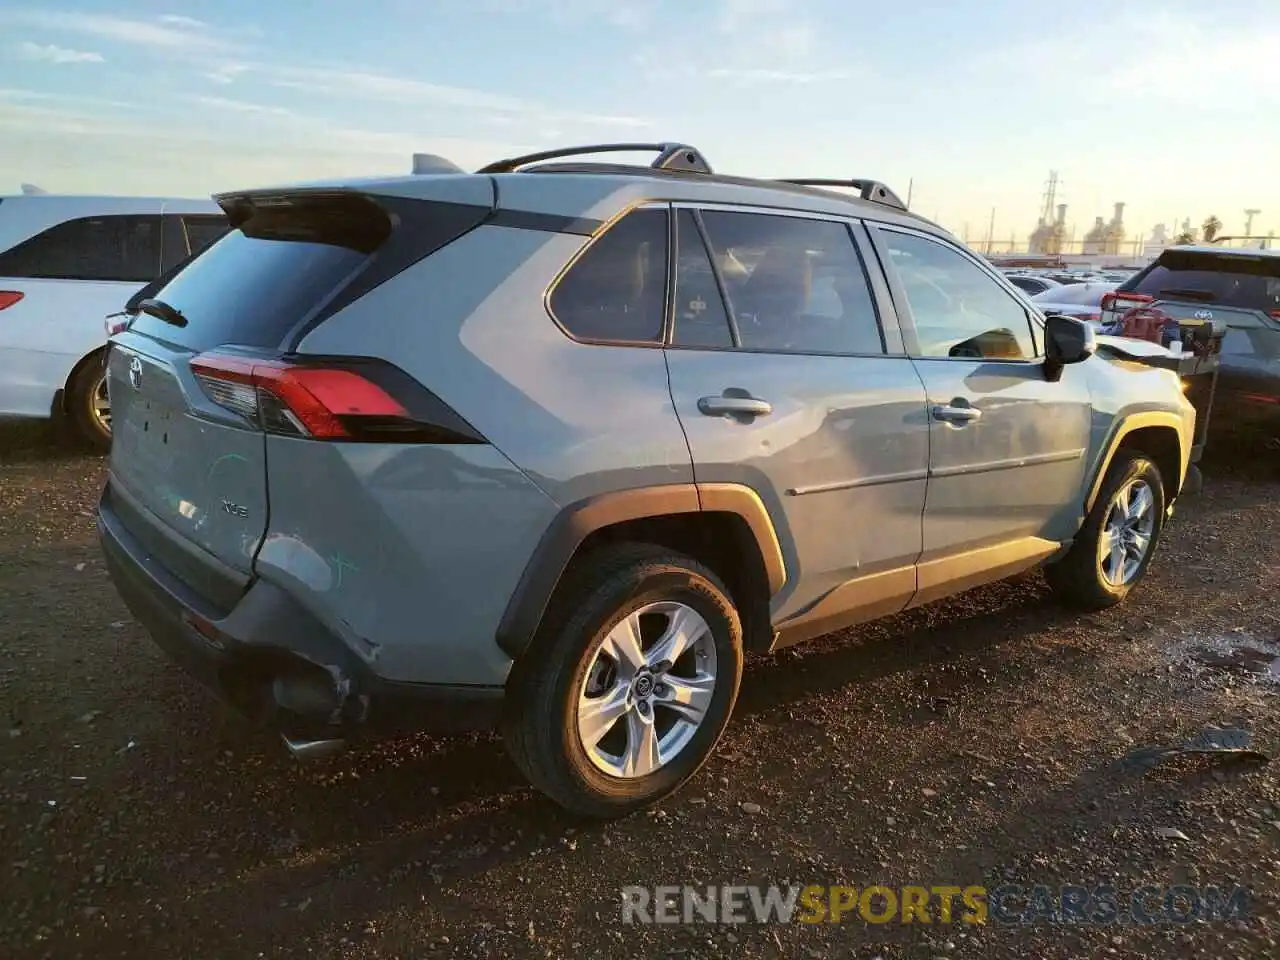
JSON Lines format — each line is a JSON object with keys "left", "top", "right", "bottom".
{"left": 0, "top": 291, "right": 24, "bottom": 310}
{"left": 1100, "top": 292, "right": 1153, "bottom": 313}
{"left": 104, "top": 314, "right": 130, "bottom": 336}
{"left": 189, "top": 351, "right": 482, "bottom": 444}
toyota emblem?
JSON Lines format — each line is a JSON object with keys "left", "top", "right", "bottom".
{"left": 128, "top": 356, "right": 143, "bottom": 390}
{"left": 1193, "top": 310, "right": 1214, "bottom": 321}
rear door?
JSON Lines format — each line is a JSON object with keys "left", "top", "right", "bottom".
{"left": 106, "top": 194, "right": 392, "bottom": 603}
{"left": 664, "top": 205, "right": 929, "bottom": 633}
{"left": 0, "top": 211, "right": 162, "bottom": 417}
{"left": 870, "top": 225, "right": 1093, "bottom": 606}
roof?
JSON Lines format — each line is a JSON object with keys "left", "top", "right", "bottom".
{"left": 220, "top": 140, "right": 944, "bottom": 238}
{"left": 1162, "top": 244, "right": 1280, "bottom": 259}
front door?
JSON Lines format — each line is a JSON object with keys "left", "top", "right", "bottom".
{"left": 871, "top": 226, "right": 1093, "bottom": 606}
{"left": 664, "top": 206, "right": 930, "bottom": 640}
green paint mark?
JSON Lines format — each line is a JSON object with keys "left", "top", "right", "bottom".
{"left": 207, "top": 452, "right": 249, "bottom": 481}
{"left": 329, "top": 553, "right": 359, "bottom": 589}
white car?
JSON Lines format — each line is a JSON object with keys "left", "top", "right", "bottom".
{"left": 0, "top": 192, "right": 226, "bottom": 449}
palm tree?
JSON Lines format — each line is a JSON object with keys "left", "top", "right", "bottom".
{"left": 1202, "top": 215, "right": 1223, "bottom": 243}
{"left": 1173, "top": 229, "right": 1198, "bottom": 245}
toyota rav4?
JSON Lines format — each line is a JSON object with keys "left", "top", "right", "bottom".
{"left": 99, "top": 143, "right": 1196, "bottom": 817}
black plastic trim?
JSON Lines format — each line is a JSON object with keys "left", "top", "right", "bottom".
{"left": 495, "top": 483, "right": 786, "bottom": 659}
{"left": 489, "top": 208, "right": 603, "bottom": 236}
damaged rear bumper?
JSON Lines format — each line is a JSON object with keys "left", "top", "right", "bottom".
{"left": 97, "top": 496, "right": 503, "bottom": 741}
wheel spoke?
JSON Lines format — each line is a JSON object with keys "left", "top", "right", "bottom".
{"left": 1114, "top": 484, "right": 1130, "bottom": 517}
{"left": 622, "top": 708, "right": 661, "bottom": 778}
{"left": 646, "top": 605, "right": 708, "bottom": 670}
{"left": 1128, "top": 531, "right": 1150, "bottom": 559}
{"left": 1108, "top": 538, "right": 1126, "bottom": 583}
{"left": 601, "top": 613, "right": 646, "bottom": 676}
{"left": 1128, "top": 484, "right": 1153, "bottom": 522}
{"left": 578, "top": 681, "right": 630, "bottom": 750}
{"left": 656, "top": 673, "right": 715, "bottom": 725}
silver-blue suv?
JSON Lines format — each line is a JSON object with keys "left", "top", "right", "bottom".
{"left": 98, "top": 143, "right": 1196, "bottom": 817}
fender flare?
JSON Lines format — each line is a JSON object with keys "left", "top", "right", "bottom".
{"left": 1084, "top": 412, "right": 1188, "bottom": 513}
{"left": 495, "top": 482, "right": 786, "bottom": 659}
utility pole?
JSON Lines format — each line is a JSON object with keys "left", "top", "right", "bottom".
{"left": 906, "top": 178, "right": 913, "bottom": 210}
{"left": 986, "top": 208, "right": 996, "bottom": 254}
{"left": 1244, "top": 208, "right": 1261, "bottom": 241}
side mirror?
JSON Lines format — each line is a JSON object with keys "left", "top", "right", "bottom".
{"left": 1043, "top": 313, "right": 1096, "bottom": 382}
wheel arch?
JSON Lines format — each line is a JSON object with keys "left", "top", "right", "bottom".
{"left": 1085, "top": 413, "right": 1186, "bottom": 513}
{"left": 496, "top": 482, "right": 786, "bottom": 661}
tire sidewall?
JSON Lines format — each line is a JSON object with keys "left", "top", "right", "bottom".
{"left": 549, "top": 566, "right": 742, "bottom": 807}
{"left": 70, "top": 359, "right": 111, "bottom": 452}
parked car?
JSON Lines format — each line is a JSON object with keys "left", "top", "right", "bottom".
{"left": 1031, "top": 281, "right": 1120, "bottom": 328}
{"left": 99, "top": 142, "right": 1196, "bottom": 818}
{"left": 1101, "top": 246, "right": 1280, "bottom": 434}
{"left": 0, "top": 194, "right": 227, "bottom": 450}
{"left": 1006, "top": 274, "right": 1063, "bottom": 297}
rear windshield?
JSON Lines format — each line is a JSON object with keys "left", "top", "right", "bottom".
{"left": 128, "top": 196, "right": 388, "bottom": 351}
{"left": 1122, "top": 251, "right": 1280, "bottom": 314}
{"left": 1031, "top": 282, "right": 1115, "bottom": 306}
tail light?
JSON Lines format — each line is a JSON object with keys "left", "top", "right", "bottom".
{"left": 104, "top": 313, "right": 130, "bottom": 337}
{"left": 0, "top": 291, "right": 24, "bottom": 310}
{"left": 189, "top": 351, "right": 484, "bottom": 444}
{"left": 1100, "top": 292, "right": 1153, "bottom": 314}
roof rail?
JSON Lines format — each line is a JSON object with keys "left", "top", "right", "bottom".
{"left": 478, "top": 142, "right": 712, "bottom": 175}
{"left": 779, "top": 178, "right": 907, "bottom": 212}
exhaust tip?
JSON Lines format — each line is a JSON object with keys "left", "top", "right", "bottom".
{"left": 281, "top": 733, "right": 345, "bottom": 761}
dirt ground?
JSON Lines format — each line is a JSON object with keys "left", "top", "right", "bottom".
{"left": 2, "top": 421, "right": 1278, "bottom": 960}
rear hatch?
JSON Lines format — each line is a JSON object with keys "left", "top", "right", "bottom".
{"left": 1101, "top": 248, "right": 1280, "bottom": 329}
{"left": 104, "top": 192, "right": 400, "bottom": 610}
{"left": 1099, "top": 248, "right": 1280, "bottom": 397}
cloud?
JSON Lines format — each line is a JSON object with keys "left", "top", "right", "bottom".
{"left": 208, "top": 61, "right": 650, "bottom": 129}
{"left": 478, "top": 0, "right": 654, "bottom": 31}
{"left": 158, "top": 14, "right": 208, "bottom": 29}
{"left": 17, "top": 41, "right": 103, "bottom": 63}
{"left": 8, "top": 10, "right": 224, "bottom": 50}
{"left": 195, "top": 95, "right": 297, "bottom": 118}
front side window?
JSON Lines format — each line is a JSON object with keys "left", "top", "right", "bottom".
{"left": 882, "top": 230, "right": 1036, "bottom": 360}
{"left": 549, "top": 207, "right": 668, "bottom": 343}
{"left": 0, "top": 214, "right": 162, "bottom": 282}
{"left": 698, "top": 210, "right": 884, "bottom": 355}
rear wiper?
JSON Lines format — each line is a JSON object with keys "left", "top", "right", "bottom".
{"left": 137, "top": 298, "right": 187, "bottom": 328}
{"left": 1158, "top": 287, "right": 1216, "bottom": 302}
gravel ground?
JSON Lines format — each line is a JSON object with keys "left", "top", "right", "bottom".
{"left": 1, "top": 421, "right": 1278, "bottom": 960}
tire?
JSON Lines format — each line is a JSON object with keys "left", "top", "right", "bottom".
{"left": 503, "top": 543, "right": 743, "bottom": 818}
{"left": 1046, "top": 450, "right": 1166, "bottom": 610}
{"left": 67, "top": 353, "right": 111, "bottom": 453}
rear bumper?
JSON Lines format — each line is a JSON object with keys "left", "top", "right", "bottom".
{"left": 98, "top": 494, "right": 503, "bottom": 738}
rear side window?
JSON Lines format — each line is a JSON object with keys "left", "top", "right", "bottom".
{"left": 672, "top": 210, "right": 733, "bottom": 348}
{"left": 128, "top": 197, "right": 387, "bottom": 351}
{"left": 1124, "top": 251, "right": 1280, "bottom": 314}
{"left": 0, "top": 214, "right": 161, "bottom": 282}
{"left": 550, "top": 208, "right": 668, "bottom": 343}
{"left": 699, "top": 210, "right": 885, "bottom": 355}
{"left": 182, "top": 215, "right": 230, "bottom": 256}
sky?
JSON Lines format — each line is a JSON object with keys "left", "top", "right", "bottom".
{"left": 2, "top": 0, "right": 1279, "bottom": 246}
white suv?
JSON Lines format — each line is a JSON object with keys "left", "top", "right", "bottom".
{"left": 0, "top": 193, "right": 226, "bottom": 449}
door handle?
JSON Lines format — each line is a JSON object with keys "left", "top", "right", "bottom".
{"left": 698, "top": 395, "right": 773, "bottom": 419}
{"left": 932, "top": 403, "right": 982, "bottom": 424}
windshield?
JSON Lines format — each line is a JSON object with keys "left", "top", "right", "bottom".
{"left": 1122, "top": 251, "right": 1280, "bottom": 313}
